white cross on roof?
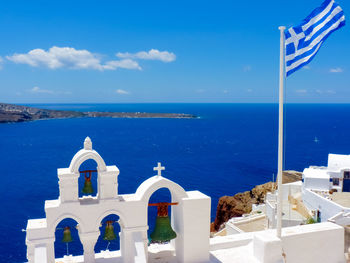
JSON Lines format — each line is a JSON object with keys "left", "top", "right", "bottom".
{"left": 154, "top": 162, "right": 165, "bottom": 177}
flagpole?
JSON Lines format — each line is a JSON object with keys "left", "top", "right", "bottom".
{"left": 277, "top": 26, "right": 285, "bottom": 239}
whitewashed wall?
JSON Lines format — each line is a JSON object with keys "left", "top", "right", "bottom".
{"left": 281, "top": 222, "right": 345, "bottom": 263}
{"left": 302, "top": 188, "right": 350, "bottom": 222}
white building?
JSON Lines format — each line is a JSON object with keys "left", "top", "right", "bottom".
{"left": 303, "top": 153, "right": 350, "bottom": 193}
{"left": 264, "top": 154, "right": 350, "bottom": 229}
{"left": 25, "top": 139, "right": 347, "bottom": 263}
{"left": 302, "top": 154, "right": 350, "bottom": 223}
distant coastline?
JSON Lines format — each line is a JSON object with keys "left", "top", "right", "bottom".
{"left": 0, "top": 103, "right": 197, "bottom": 123}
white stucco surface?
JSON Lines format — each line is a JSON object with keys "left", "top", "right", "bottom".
{"left": 211, "top": 222, "right": 345, "bottom": 263}
{"left": 328, "top": 154, "right": 350, "bottom": 172}
{"left": 26, "top": 138, "right": 211, "bottom": 263}
{"left": 303, "top": 153, "right": 350, "bottom": 193}
{"left": 299, "top": 153, "right": 350, "bottom": 224}
{"left": 26, "top": 141, "right": 348, "bottom": 263}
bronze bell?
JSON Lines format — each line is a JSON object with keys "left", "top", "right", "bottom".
{"left": 148, "top": 202, "right": 178, "bottom": 243}
{"left": 82, "top": 171, "right": 94, "bottom": 194}
{"left": 103, "top": 221, "right": 117, "bottom": 241}
{"left": 62, "top": 226, "right": 73, "bottom": 243}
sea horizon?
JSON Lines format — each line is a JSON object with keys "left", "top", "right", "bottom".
{"left": 7, "top": 102, "right": 350, "bottom": 105}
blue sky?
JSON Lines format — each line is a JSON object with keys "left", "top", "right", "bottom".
{"left": 0, "top": 0, "right": 349, "bottom": 103}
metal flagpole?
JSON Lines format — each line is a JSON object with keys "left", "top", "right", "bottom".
{"left": 277, "top": 26, "right": 286, "bottom": 238}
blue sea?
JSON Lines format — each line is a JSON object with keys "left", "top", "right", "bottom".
{"left": 1, "top": 103, "right": 350, "bottom": 262}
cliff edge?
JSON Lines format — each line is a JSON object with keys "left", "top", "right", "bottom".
{"left": 211, "top": 170, "right": 302, "bottom": 232}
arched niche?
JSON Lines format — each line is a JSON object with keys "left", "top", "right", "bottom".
{"left": 69, "top": 149, "right": 107, "bottom": 174}
{"left": 94, "top": 213, "right": 121, "bottom": 253}
{"left": 136, "top": 176, "right": 187, "bottom": 258}
{"left": 135, "top": 176, "right": 188, "bottom": 204}
{"left": 78, "top": 159, "right": 99, "bottom": 198}
{"left": 50, "top": 214, "right": 85, "bottom": 235}
{"left": 58, "top": 137, "right": 119, "bottom": 202}
{"left": 94, "top": 210, "right": 127, "bottom": 232}
{"left": 147, "top": 188, "right": 173, "bottom": 242}
{"left": 53, "top": 217, "right": 83, "bottom": 259}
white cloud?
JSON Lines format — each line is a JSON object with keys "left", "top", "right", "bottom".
{"left": 115, "top": 89, "right": 130, "bottom": 95}
{"left": 223, "top": 90, "right": 229, "bottom": 94}
{"left": 7, "top": 47, "right": 101, "bottom": 70}
{"left": 30, "top": 86, "right": 54, "bottom": 94}
{"left": 104, "top": 59, "right": 141, "bottom": 70}
{"left": 329, "top": 67, "right": 343, "bottom": 73}
{"left": 6, "top": 46, "right": 141, "bottom": 71}
{"left": 296, "top": 89, "right": 307, "bottom": 94}
{"left": 0, "top": 56, "right": 3, "bottom": 69}
{"left": 116, "top": 49, "right": 176, "bottom": 62}
{"left": 303, "top": 65, "right": 311, "bottom": 70}
{"left": 28, "top": 86, "right": 72, "bottom": 95}
{"left": 246, "top": 89, "right": 253, "bottom": 93}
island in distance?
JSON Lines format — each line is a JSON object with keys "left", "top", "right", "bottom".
{"left": 0, "top": 103, "right": 197, "bottom": 123}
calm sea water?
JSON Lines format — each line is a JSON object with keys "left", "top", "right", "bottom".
{"left": 1, "top": 103, "right": 350, "bottom": 262}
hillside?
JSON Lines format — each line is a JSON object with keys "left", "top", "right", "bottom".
{"left": 0, "top": 103, "right": 196, "bottom": 123}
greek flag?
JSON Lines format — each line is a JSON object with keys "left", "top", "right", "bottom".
{"left": 285, "top": 0, "right": 345, "bottom": 76}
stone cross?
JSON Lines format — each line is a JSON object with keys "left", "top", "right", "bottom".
{"left": 154, "top": 162, "right": 165, "bottom": 177}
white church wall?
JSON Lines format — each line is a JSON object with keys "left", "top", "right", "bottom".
{"left": 281, "top": 222, "right": 345, "bottom": 263}
{"left": 253, "top": 231, "right": 283, "bottom": 263}
{"left": 26, "top": 137, "right": 211, "bottom": 263}
{"left": 210, "top": 223, "right": 345, "bottom": 263}
{"left": 210, "top": 232, "right": 254, "bottom": 250}
{"left": 34, "top": 246, "right": 47, "bottom": 263}
{"left": 98, "top": 166, "right": 119, "bottom": 199}
{"left": 177, "top": 191, "right": 211, "bottom": 263}
{"left": 58, "top": 168, "right": 79, "bottom": 203}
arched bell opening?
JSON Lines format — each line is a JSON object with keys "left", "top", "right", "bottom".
{"left": 78, "top": 159, "right": 98, "bottom": 198}
{"left": 94, "top": 214, "right": 121, "bottom": 254}
{"left": 54, "top": 218, "right": 83, "bottom": 259}
{"left": 147, "top": 188, "right": 177, "bottom": 245}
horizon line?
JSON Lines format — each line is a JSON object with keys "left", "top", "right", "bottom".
{"left": 4, "top": 101, "right": 350, "bottom": 105}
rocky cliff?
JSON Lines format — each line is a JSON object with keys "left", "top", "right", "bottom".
{"left": 211, "top": 170, "right": 302, "bottom": 232}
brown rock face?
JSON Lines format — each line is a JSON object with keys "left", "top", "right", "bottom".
{"left": 211, "top": 170, "right": 302, "bottom": 232}
{"left": 282, "top": 170, "right": 302, "bottom": 184}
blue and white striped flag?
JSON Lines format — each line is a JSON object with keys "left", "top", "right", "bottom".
{"left": 285, "top": 0, "right": 345, "bottom": 76}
